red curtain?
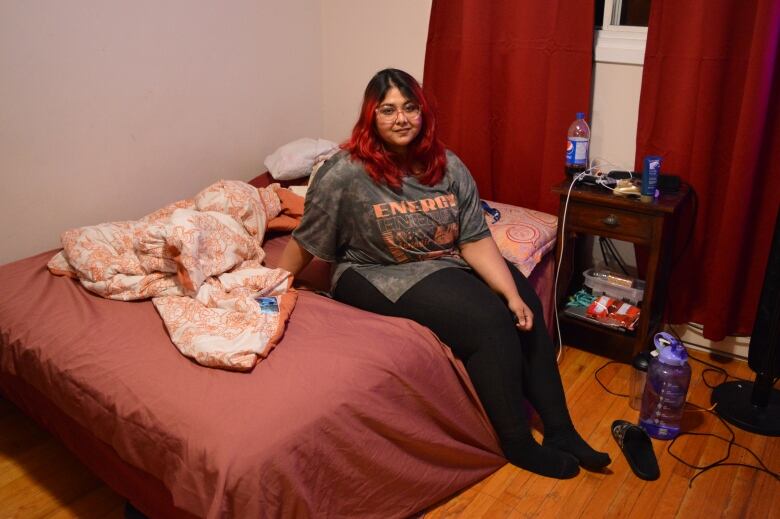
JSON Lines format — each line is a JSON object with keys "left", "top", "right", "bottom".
{"left": 423, "top": 0, "right": 594, "bottom": 214}
{"left": 636, "top": 0, "right": 780, "bottom": 340}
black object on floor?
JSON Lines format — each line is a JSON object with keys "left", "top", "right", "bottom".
{"left": 124, "top": 502, "right": 148, "bottom": 519}
{"left": 611, "top": 420, "right": 661, "bottom": 481}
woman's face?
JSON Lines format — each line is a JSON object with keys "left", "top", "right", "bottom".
{"left": 374, "top": 87, "right": 421, "bottom": 154}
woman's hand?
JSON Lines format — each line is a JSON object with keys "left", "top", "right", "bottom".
{"left": 459, "top": 237, "right": 534, "bottom": 331}
{"left": 507, "top": 296, "right": 534, "bottom": 331}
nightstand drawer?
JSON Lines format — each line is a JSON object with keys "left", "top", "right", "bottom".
{"left": 567, "top": 203, "right": 653, "bottom": 241}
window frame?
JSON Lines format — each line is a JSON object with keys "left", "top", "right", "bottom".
{"left": 594, "top": 0, "right": 648, "bottom": 65}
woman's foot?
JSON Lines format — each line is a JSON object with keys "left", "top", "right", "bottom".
{"left": 543, "top": 426, "right": 611, "bottom": 470}
{"left": 501, "top": 436, "right": 580, "bottom": 479}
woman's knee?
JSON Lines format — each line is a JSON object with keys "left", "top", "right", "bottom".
{"left": 400, "top": 268, "right": 520, "bottom": 357}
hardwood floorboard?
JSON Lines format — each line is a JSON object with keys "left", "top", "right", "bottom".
{"left": 0, "top": 445, "right": 108, "bottom": 519}
{"left": 1, "top": 346, "right": 777, "bottom": 519}
{"left": 488, "top": 465, "right": 534, "bottom": 511}
{"left": 575, "top": 397, "right": 631, "bottom": 517}
{"left": 721, "top": 445, "right": 759, "bottom": 519}
{"left": 743, "top": 436, "right": 778, "bottom": 519}
{"left": 425, "top": 347, "right": 778, "bottom": 519}
{"left": 42, "top": 486, "right": 123, "bottom": 519}
{"left": 476, "top": 464, "right": 519, "bottom": 502}
{"left": 0, "top": 399, "right": 125, "bottom": 519}
{"left": 0, "top": 442, "right": 66, "bottom": 490}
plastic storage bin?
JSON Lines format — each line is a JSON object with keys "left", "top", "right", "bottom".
{"left": 583, "top": 268, "right": 645, "bottom": 304}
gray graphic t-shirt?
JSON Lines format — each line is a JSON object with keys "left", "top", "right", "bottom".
{"left": 292, "top": 150, "right": 490, "bottom": 302}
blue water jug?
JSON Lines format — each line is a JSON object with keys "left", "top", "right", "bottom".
{"left": 639, "top": 332, "right": 692, "bottom": 440}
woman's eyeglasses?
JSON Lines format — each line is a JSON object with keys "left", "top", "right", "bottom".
{"left": 375, "top": 102, "right": 421, "bottom": 123}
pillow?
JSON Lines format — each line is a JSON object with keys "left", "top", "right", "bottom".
{"left": 266, "top": 187, "right": 305, "bottom": 232}
{"left": 484, "top": 201, "right": 558, "bottom": 276}
{"left": 264, "top": 138, "right": 339, "bottom": 181}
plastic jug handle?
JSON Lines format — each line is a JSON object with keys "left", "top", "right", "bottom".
{"left": 653, "top": 331, "right": 678, "bottom": 351}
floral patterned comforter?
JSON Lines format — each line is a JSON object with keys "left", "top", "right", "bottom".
{"left": 47, "top": 180, "right": 296, "bottom": 371}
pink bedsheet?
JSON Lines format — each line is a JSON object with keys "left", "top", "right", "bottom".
{"left": 0, "top": 243, "right": 504, "bottom": 518}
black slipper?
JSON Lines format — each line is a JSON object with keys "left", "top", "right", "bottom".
{"left": 611, "top": 420, "right": 660, "bottom": 481}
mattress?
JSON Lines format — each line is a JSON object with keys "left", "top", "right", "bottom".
{"left": 0, "top": 239, "right": 505, "bottom": 518}
{"left": 0, "top": 172, "right": 559, "bottom": 518}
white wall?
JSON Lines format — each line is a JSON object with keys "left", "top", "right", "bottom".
{"left": 588, "top": 62, "right": 645, "bottom": 273}
{"left": 590, "top": 62, "right": 644, "bottom": 171}
{"left": 2, "top": 0, "right": 641, "bottom": 267}
{"left": 0, "top": 0, "right": 322, "bottom": 265}
{"left": 320, "top": 0, "right": 433, "bottom": 142}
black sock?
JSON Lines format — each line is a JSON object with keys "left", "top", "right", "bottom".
{"left": 501, "top": 435, "right": 580, "bottom": 479}
{"left": 543, "top": 426, "right": 611, "bottom": 470}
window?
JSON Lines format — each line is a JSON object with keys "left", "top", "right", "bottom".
{"left": 594, "top": 0, "right": 650, "bottom": 65}
{"left": 598, "top": 0, "right": 650, "bottom": 28}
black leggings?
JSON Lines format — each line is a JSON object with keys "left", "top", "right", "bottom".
{"left": 333, "top": 262, "right": 572, "bottom": 443}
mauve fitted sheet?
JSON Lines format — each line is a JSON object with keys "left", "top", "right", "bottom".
{"left": 0, "top": 239, "right": 504, "bottom": 518}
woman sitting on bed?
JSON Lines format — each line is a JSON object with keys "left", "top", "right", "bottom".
{"left": 278, "top": 68, "right": 610, "bottom": 479}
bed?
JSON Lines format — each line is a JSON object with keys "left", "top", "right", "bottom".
{"left": 0, "top": 173, "right": 558, "bottom": 518}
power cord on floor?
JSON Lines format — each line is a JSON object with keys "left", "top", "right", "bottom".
{"left": 666, "top": 324, "right": 753, "bottom": 385}
{"left": 668, "top": 323, "right": 780, "bottom": 389}
{"left": 668, "top": 400, "right": 779, "bottom": 486}
{"left": 593, "top": 358, "right": 779, "bottom": 486}
{"left": 594, "top": 361, "right": 630, "bottom": 398}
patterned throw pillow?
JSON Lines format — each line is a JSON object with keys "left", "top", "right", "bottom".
{"left": 484, "top": 201, "right": 558, "bottom": 276}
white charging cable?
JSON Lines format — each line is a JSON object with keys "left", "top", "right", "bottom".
{"left": 551, "top": 160, "right": 632, "bottom": 363}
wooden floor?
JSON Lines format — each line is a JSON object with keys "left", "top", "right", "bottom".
{"left": 1, "top": 347, "right": 777, "bottom": 518}
{"left": 0, "top": 398, "right": 125, "bottom": 519}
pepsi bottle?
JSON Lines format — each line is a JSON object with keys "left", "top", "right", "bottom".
{"left": 565, "top": 112, "right": 590, "bottom": 178}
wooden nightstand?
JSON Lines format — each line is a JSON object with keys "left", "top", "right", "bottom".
{"left": 552, "top": 179, "right": 691, "bottom": 361}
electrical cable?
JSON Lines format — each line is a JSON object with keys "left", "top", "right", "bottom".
{"left": 594, "top": 360, "right": 630, "bottom": 397}
{"left": 553, "top": 161, "right": 635, "bottom": 363}
{"left": 553, "top": 166, "right": 603, "bottom": 363}
{"left": 598, "top": 238, "right": 611, "bottom": 270}
{"left": 599, "top": 237, "right": 631, "bottom": 275}
{"left": 592, "top": 357, "right": 779, "bottom": 486}
{"left": 667, "top": 401, "right": 780, "bottom": 486}
{"left": 606, "top": 238, "right": 630, "bottom": 274}
{"left": 667, "top": 325, "right": 752, "bottom": 383}
{"left": 572, "top": 163, "right": 776, "bottom": 484}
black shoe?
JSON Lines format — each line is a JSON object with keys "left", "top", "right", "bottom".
{"left": 611, "top": 420, "right": 660, "bottom": 481}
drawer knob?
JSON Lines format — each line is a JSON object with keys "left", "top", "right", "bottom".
{"left": 603, "top": 214, "right": 619, "bottom": 227}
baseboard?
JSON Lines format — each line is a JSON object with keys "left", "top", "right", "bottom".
{"left": 666, "top": 323, "right": 749, "bottom": 360}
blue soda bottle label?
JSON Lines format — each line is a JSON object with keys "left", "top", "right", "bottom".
{"left": 567, "top": 138, "right": 588, "bottom": 166}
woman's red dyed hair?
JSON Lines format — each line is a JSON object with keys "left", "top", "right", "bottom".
{"left": 342, "top": 69, "right": 447, "bottom": 189}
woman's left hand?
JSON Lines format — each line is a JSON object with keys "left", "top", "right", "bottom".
{"left": 507, "top": 296, "right": 534, "bottom": 331}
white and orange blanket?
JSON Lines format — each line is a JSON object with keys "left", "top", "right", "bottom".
{"left": 47, "top": 180, "right": 299, "bottom": 371}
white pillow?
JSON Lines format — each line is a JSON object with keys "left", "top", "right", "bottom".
{"left": 263, "top": 138, "right": 339, "bottom": 181}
